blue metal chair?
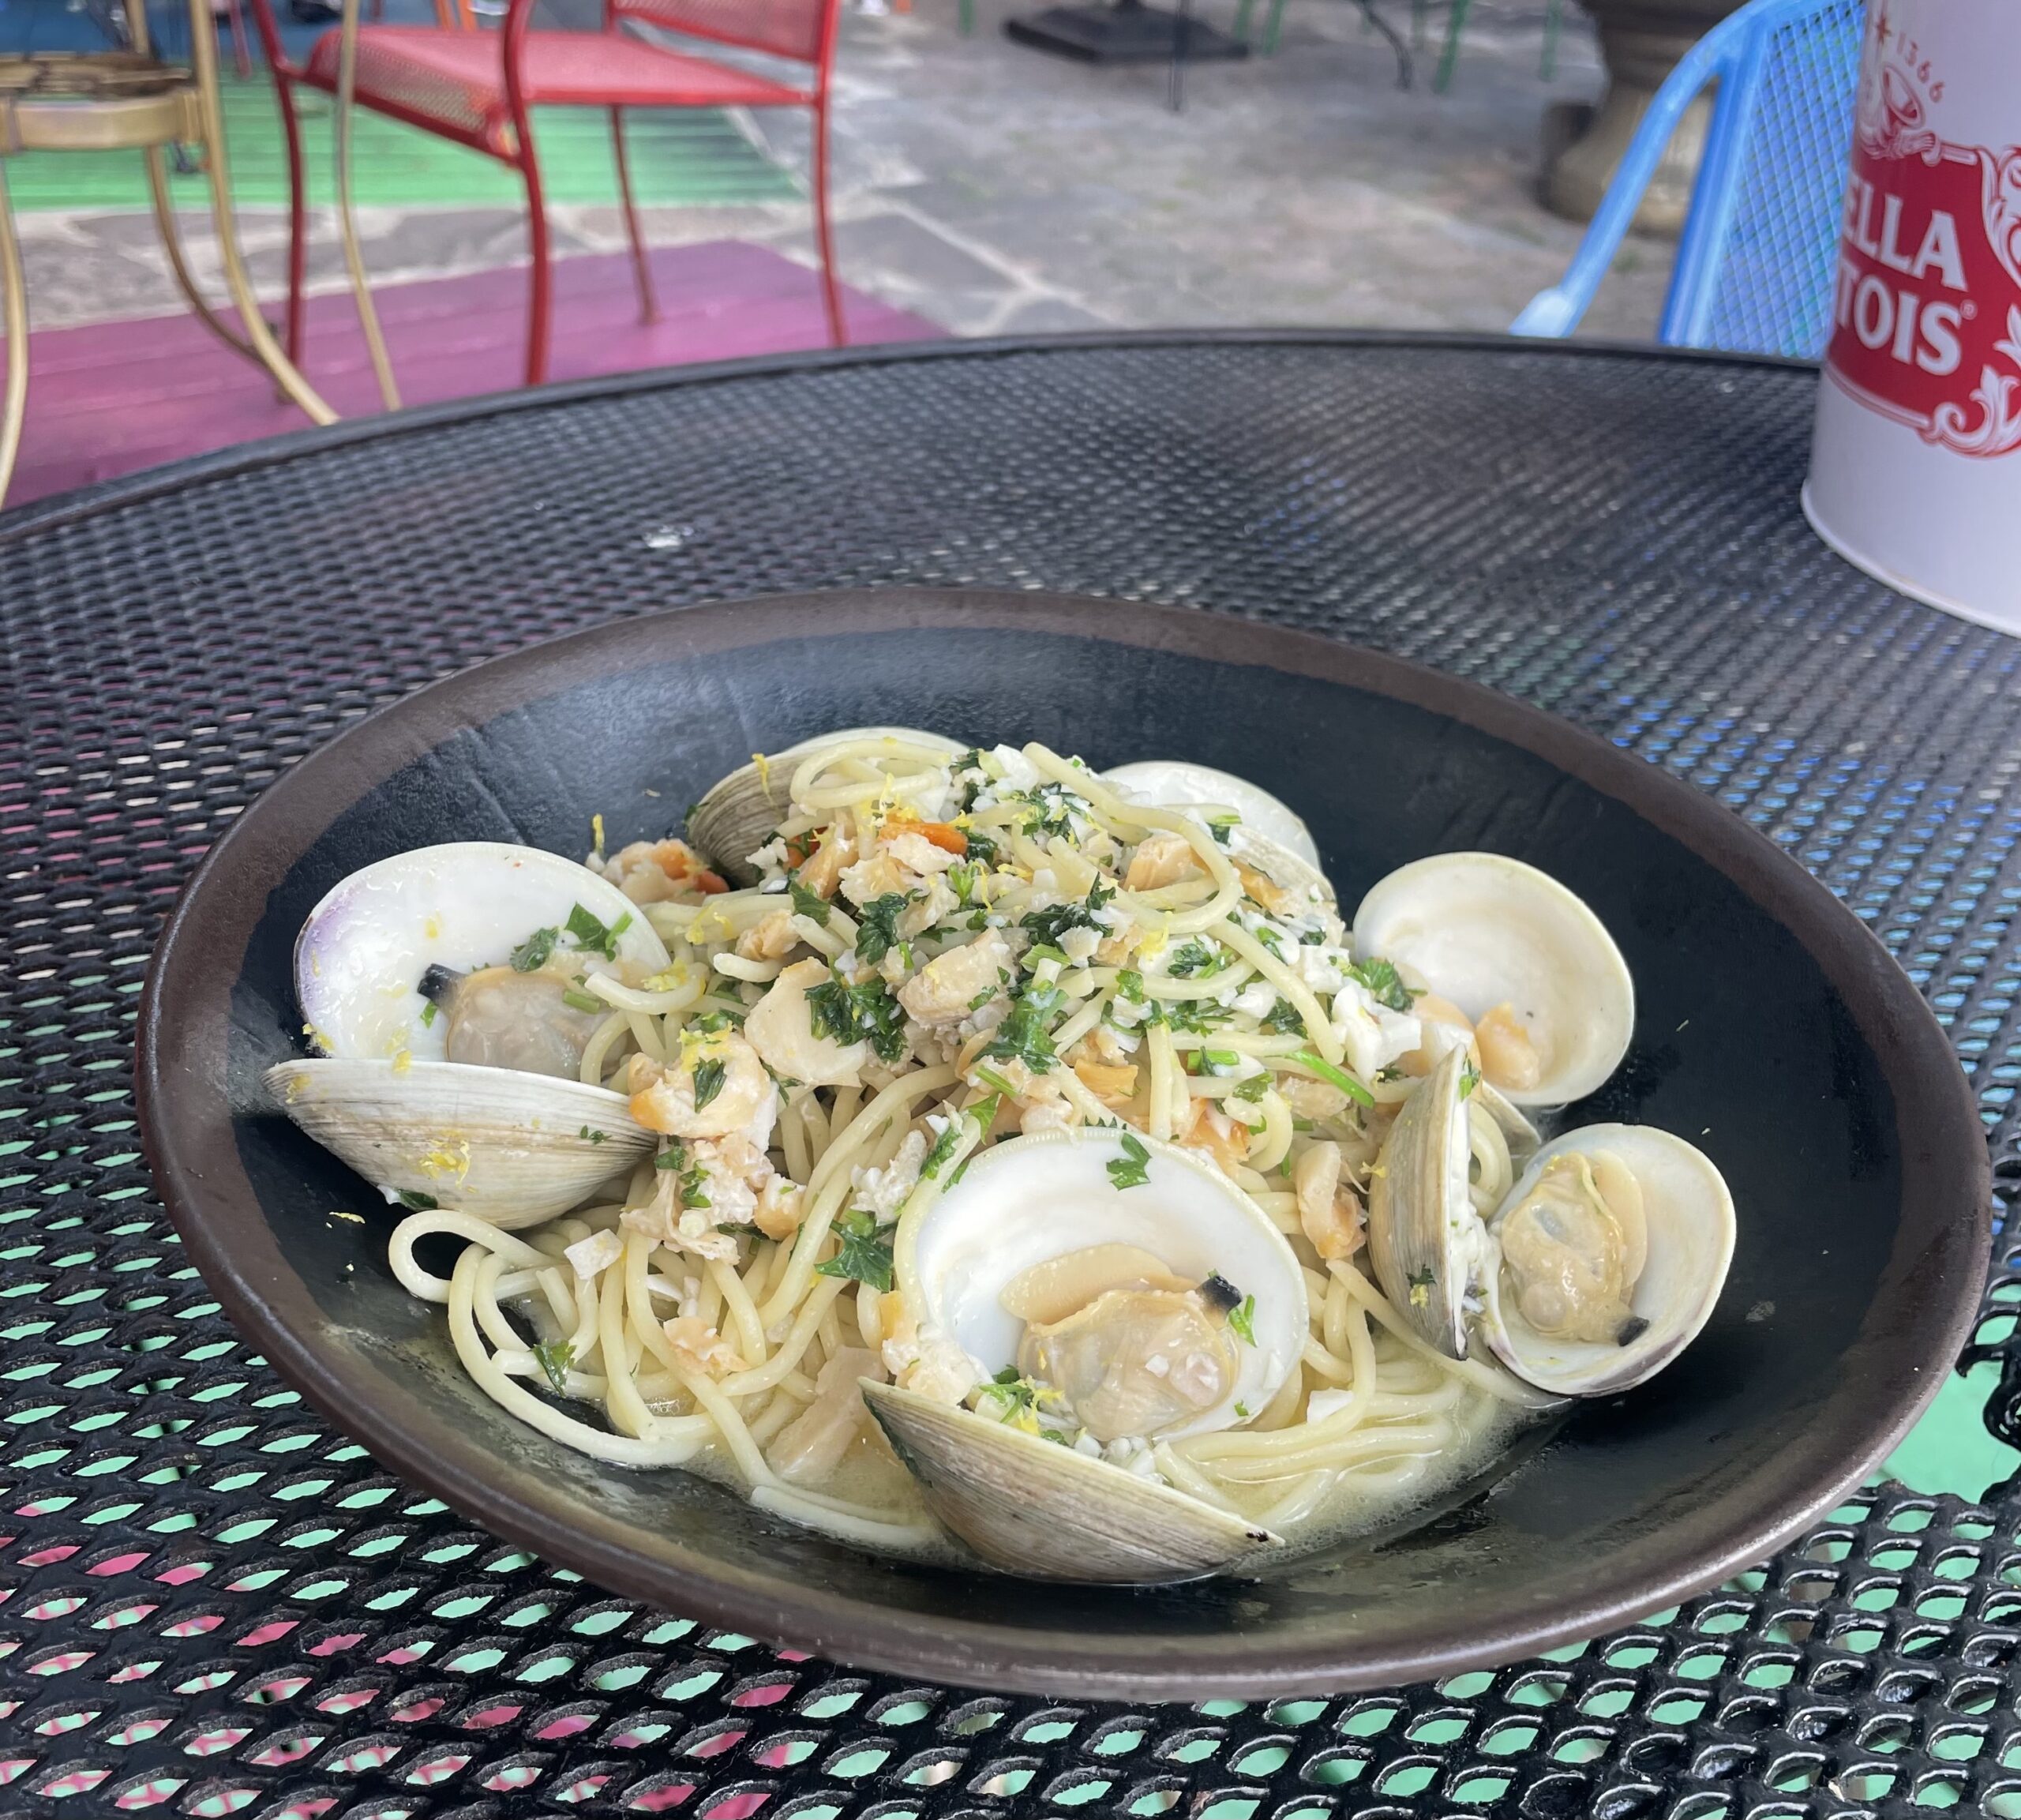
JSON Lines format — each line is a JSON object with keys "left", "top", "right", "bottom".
{"left": 1513, "top": 0, "right": 1862, "bottom": 356}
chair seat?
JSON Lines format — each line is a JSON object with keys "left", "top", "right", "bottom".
{"left": 302, "top": 26, "right": 812, "bottom": 156}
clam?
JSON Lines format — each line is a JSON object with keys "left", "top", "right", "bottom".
{"left": 687, "top": 726, "right": 966, "bottom": 887}
{"left": 1101, "top": 760, "right": 1322, "bottom": 868}
{"left": 1352, "top": 852, "right": 1633, "bottom": 1107}
{"left": 269, "top": 842, "right": 670, "bottom": 1224}
{"left": 864, "top": 1128, "right": 1307, "bottom": 1582}
{"left": 1366, "top": 1049, "right": 1734, "bottom": 1396}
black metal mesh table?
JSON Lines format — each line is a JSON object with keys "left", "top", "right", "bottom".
{"left": 2, "top": 331, "right": 2018, "bottom": 1820}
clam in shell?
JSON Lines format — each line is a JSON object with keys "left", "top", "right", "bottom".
{"left": 273, "top": 841, "right": 669, "bottom": 1220}
{"left": 870, "top": 1128, "right": 1307, "bottom": 1582}
{"left": 687, "top": 726, "right": 966, "bottom": 887}
{"left": 1352, "top": 852, "right": 1633, "bottom": 1107}
{"left": 1364, "top": 1051, "right": 1735, "bottom": 1397}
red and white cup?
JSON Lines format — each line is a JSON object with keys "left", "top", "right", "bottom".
{"left": 1804, "top": 1, "right": 2021, "bottom": 632}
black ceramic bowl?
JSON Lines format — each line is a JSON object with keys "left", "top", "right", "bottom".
{"left": 137, "top": 590, "right": 1989, "bottom": 1698}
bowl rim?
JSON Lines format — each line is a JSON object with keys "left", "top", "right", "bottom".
{"left": 136, "top": 587, "right": 1990, "bottom": 1698}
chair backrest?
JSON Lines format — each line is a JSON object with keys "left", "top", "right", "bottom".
{"left": 1513, "top": 0, "right": 1864, "bottom": 356}
{"left": 612, "top": 0, "right": 837, "bottom": 66}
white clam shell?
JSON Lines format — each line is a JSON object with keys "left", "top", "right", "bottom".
{"left": 268, "top": 1058, "right": 651, "bottom": 1227}
{"left": 861, "top": 1379, "right": 1278, "bottom": 1585}
{"left": 1482, "top": 1124, "right": 1735, "bottom": 1397}
{"left": 1101, "top": 760, "right": 1322, "bottom": 868}
{"left": 295, "top": 841, "right": 669, "bottom": 1064}
{"left": 1352, "top": 852, "right": 1633, "bottom": 1107}
{"left": 687, "top": 726, "right": 966, "bottom": 886}
{"left": 910, "top": 1128, "right": 1307, "bottom": 1436}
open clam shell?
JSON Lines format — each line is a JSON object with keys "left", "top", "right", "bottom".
{"left": 1364, "top": 1046, "right": 1485, "bottom": 1358}
{"left": 1482, "top": 1124, "right": 1734, "bottom": 1396}
{"left": 686, "top": 726, "right": 966, "bottom": 887}
{"left": 872, "top": 1128, "right": 1307, "bottom": 1581}
{"left": 861, "top": 1380, "right": 1278, "bottom": 1584}
{"left": 1102, "top": 759, "right": 1322, "bottom": 869}
{"left": 268, "top": 1058, "right": 651, "bottom": 1226}
{"left": 296, "top": 841, "right": 669, "bottom": 1064}
{"left": 1352, "top": 852, "right": 1633, "bottom": 1107}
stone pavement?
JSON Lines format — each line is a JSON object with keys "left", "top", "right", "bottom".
{"left": 17, "top": 0, "right": 1674, "bottom": 340}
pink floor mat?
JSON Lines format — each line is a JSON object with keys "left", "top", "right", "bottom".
{"left": 13, "top": 239, "right": 940, "bottom": 506}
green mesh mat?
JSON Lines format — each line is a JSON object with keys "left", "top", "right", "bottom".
{"left": 2, "top": 72, "right": 800, "bottom": 211}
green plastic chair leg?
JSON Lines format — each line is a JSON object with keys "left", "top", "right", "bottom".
{"left": 1411, "top": 0, "right": 1427, "bottom": 54}
{"left": 1432, "top": 0, "right": 1471, "bottom": 90}
{"left": 958, "top": 0, "right": 973, "bottom": 34}
{"left": 1539, "top": 0, "right": 1562, "bottom": 77}
{"left": 1261, "top": 0, "right": 1287, "bottom": 53}
{"left": 1232, "top": 0, "right": 1255, "bottom": 40}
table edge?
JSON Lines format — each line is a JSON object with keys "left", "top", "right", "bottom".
{"left": 0, "top": 327, "right": 1820, "bottom": 542}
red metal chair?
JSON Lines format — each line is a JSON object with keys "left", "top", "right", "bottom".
{"left": 246, "top": 0, "right": 847, "bottom": 387}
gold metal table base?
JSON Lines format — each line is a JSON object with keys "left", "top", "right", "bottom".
{"left": 0, "top": 31, "right": 338, "bottom": 506}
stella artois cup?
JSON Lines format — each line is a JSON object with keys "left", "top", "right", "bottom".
{"left": 1803, "top": 1, "right": 2021, "bottom": 632}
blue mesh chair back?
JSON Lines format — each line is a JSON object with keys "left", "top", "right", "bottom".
{"left": 1513, "top": 0, "right": 1863, "bottom": 355}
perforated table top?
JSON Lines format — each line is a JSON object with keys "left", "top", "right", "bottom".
{"left": 1, "top": 331, "right": 2017, "bottom": 1820}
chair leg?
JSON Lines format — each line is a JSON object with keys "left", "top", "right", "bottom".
{"left": 1539, "top": 0, "right": 1561, "bottom": 79}
{"left": 146, "top": 145, "right": 261, "bottom": 357}
{"left": 336, "top": 0, "right": 399, "bottom": 408}
{"left": 958, "top": 0, "right": 973, "bottom": 32}
{"left": 0, "top": 165, "right": 28, "bottom": 508}
{"left": 811, "top": 97, "right": 844, "bottom": 348}
{"left": 1232, "top": 0, "right": 1254, "bottom": 42}
{"left": 521, "top": 155, "right": 553, "bottom": 386}
{"left": 272, "top": 72, "right": 309, "bottom": 362}
{"left": 611, "top": 107, "right": 657, "bottom": 325}
{"left": 186, "top": 0, "right": 336, "bottom": 422}
{"left": 1433, "top": 0, "right": 1470, "bottom": 91}
{"left": 1261, "top": 0, "right": 1287, "bottom": 56}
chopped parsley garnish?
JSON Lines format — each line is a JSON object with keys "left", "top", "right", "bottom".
{"left": 1115, "top": 969, "right": 1147, "bottom": 1003}
{"left": 1227, "top": 1295, "right": 1257, "bottom": 1345}
{"left": 1207, "top": 812, "right": 1240, "bottom": 846}
{"left": 418, "top": 1001, "right": 438, "bottom": 1028}
{"left": 975, "top": 1365, "right": 1039, "bottom": 1423}
{"left": 690, "top": 1011, "right": 732, "bottom": 1035}
{"left": 967, "top": 985, "right": 997, "bottom": 1010}
{"left": 1261, "top": 997, "right": 1307, "bottom": 1034}
{"left": 1161, "top": 999, "right": 1228, "bottom": 1035}
{"left": 1232, "top": 1073, "right": 1270, "bottom": 1102}
{"left": 952, "top": 749, "right": 989, "bottom": 813}
{"left": 1019, "top": 781, "right": 1085, "bottom": 842}
{"left": 1234, "top": 1400, "right": 1251, "bottom": 1420}
{"left": 962, "top": 827, "right": 1000, "bottom": 866}
{"left": 533, "top": 1340, "right": 574, "bottom": 1392}
{"left": 1251, "top": 922, "right": 1286, "bottom": 959}
{"left": 655, "top": 1143, "right": 688, "bottom": 1171}
{"left": 562, "top": 987, "right": 604, "bottom": 1012}
{"left": 1165, "top": 939, "right": 1222, "bottom": 978}
{"left": 1105, "top": 1131, "right": 1153, "bottom": 1190}
{"left": 984, "top": 983, "right": 1064, "bottom": 1072}
{"left": 807, "top": 976, "right": 907, "bottom": 1063}
{"left": 1020, "top": 888, "right": 1108, "bottom": 950}
{"left": 815, "top": 1210, "right": 894, "bottom": 1292}
{"left": 852, "top": 892, "right": 912, "bottom": 966}
{"left": 564, "top": 902, "right": 632, "bottom": 960}
{"left": 396, "top": 1188, "right": 437, "bottom": 1211}
{"left": 1291, "top": 1049, "right": 1375, "bottom": 1106}
{"left": 1348, "top": 956, "right": 1417, "bottom": 1014}
{"left": 577, "top": 1125, "right": 609, "bottom": 1145}
{"left": 1025, "top": 943, "right": 1070, "bottom": 968}
{"left": 1201, "top": 1047, "right": 1242, "bottom": 1073}
{"left": 678, "top": 1165, "right": 712, "bottom": 1210}
{"left": 948, "top": 861, "right": 981, "bottom": 907}
{"left": 692, "top": 1056, "right": 727, "bottom": 1112}
{"left": 921, "top": 1120, "right": 964, "bottom": 1178}
{"left": 510, "top": 926, "right": 559, "bottom": 972}
{"left": 1408, "top": 1267, "right": 1436, "bottom": 1308}
{"left": 1459, "top": 1058, "right": 1481, "bottom": 1100}
{"left": 789, "top": 879, "right": 832, "bottom": 925}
